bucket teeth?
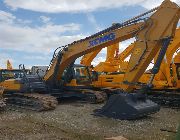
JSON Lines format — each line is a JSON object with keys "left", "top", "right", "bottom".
{"left": 94, "top": 92, "right": 160, "bottom": 120}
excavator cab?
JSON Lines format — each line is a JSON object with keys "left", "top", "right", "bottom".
{"left": 0, "top": 69, "right": 47, "bottom": 93}
{"left": 73, "top": 65, "right": 92, "bottom": 85}
{"left": 0, "top": 69, "right": 25, "bottom": 82}
{"left": 62, "top": 64, "right": 92, "bottom": 86}
{"left": 0, "top": 69, "right": 26, "bottom": 92}
{"left": 0, "top": 69, "right": 57, "bottom": 111}
{"left": 56, "top": 64, "right": 106, "bottom": 103}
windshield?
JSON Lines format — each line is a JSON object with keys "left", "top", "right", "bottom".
{"left": 74, "top": 66, "right": 91, "bottom": 85}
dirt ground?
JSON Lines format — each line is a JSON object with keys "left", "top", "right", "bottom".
{"left": 0, "top": 102, "right": 179, "bottom": 140}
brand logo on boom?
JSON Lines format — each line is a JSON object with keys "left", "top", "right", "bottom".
{"left": 88, "top": 33, "right": 116, "bottom": 47}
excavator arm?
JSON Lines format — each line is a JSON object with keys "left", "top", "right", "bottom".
{"left": 81, "top": 43, "right": 120, "bottom": 72}
{"left": 80, "top": 49, "right": 102, "bottom": 66}
{"left": 153, "top": 28, "right": 180, "bottom": 86}
{"left": 92, "top": 43, "right": 120, "bottom": 72}
{"left": 122, "top": 0, "right": 180, "bottom": 91}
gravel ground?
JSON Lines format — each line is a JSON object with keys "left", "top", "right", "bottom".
{"left": 0, "top": 102, "right": 179, "bottom": 140}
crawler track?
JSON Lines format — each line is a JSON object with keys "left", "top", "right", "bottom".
{"left": 147, "top": 91, "right": 180, "bottom": 108}
{"left": 81, "top": 89, "right": 107, "bottom": 103}
{"left": 0, "top": 97, "right": 6, "bottom": 110}
{"left": 51, "top": 88, "right": 107, "bottom": 104}
{"left": 5, "top": 93, "right": 58, "bottom": 111}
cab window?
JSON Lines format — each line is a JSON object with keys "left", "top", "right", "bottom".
{"left": 74, "top": 66, "right": 91, "bottom": 85}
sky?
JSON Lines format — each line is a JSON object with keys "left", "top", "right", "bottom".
{"left": 0, "top": 0, "right": 179, "bottom": 69}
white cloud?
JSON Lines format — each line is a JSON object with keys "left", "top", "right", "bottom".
{"left": 17, "top": 19, "right": 32, "bottom": 25}
{"left": 0, "top": 10, "right": 86, "bottom": 67}
{"left": 0, "top": 24, "right": 82, "bottom": 53}
{"left": 86, "top": 13, "right": 101, "bottom": 31}
{"left": 0, "top": 10, "right": 83, "bottom": 55}
{"left": 142, "top": 0, "right": 180, "bottom": 9}
{"left": 92, "top": 56, "right": 106, "bottom": 66}
{"left": 141, "top": 0, "right": 162, "bottom": 9}
{"left": 3, "top": 0, "right": 137, "bottom": 13}
{"left": 120, "top": 38, "right": 136, "bottom": 52}
{"left": 0, "top": 10, "right": 32, "bottom": 25}
{"left": 40, "top": 16, "right": 51, "bottom": 23}
{"left": 4, "top": 0, "right": 174, "bottom": 13}
{"left": 0, "top": 10, "right": 15, "bottom": 24}
{"left": 23, "top": 55, "right": 51, "bottom": 61}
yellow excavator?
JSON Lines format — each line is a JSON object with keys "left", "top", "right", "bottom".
{"left": 85, "top": 30, "right": 180, "bottom": 84}
{"left": 0, "top": 0, "right": 179, "bottom": 119}
{"left": 81, "top": 42, "right": 134, "bottom": 73}
{"left": 93, "top": 43, "right": 133, "bottom": 73}
{"left": 7, "top": 60, "right": 13, "bottom": 70}
{"left": 82, "top": 28, "right": 180, "bottom": 107}
{"left": 0, "top": 60, "right": 14, "bottom": 110}
{"left": 0, "top": 64, "right": 58, "bottom": 111}
{"left": 82, "top": 28, "right": 180, "bottom": 82}
{"left": 43, "top": 0, "right": 180, "bottom": 119}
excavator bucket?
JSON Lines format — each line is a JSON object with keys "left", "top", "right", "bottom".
{"left": 94, "top": 91, "right": 160, "bottom": 120}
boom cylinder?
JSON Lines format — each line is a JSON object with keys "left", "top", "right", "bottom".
{"left": 148, "top": 37, "right": 171, "bottom": 85}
